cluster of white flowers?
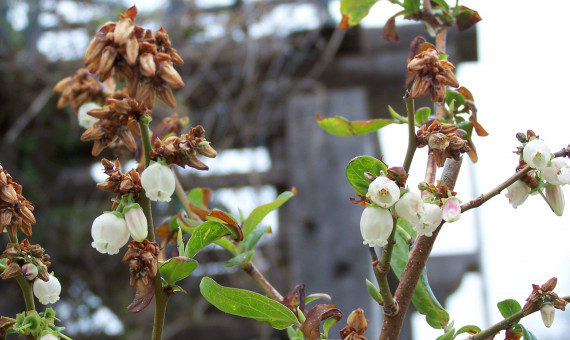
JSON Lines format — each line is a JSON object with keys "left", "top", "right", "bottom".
{"left": 360, "top": 176, "right": 461, "bottom": 247}
{"left": 506, "top": 139, "right": 570, "bottom": 215}
{"left": 91, "top": 205, "right": 148, "bottom": 255}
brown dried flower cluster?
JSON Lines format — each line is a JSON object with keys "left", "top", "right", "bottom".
{"left": 53, "top": 68, "right": 116, "bottom": 111}
{"left": 407, "top": 48, "right": 459, "bottom": 102}
{"left": 83, "top": 6, "right": 184, "bottom": 108}
{"left": 150, "top": 125, "right": 217, "bottom": 170}
{"left": 0, "top": 164, "right": 35, "bottom": 237}
{"left": 416, "top": 120, "right": 470, "bottom": 167}
{"left": 1, "top": 239, "right": 50, "bottom": 281}
{"left": 122, "top": 240, "right": 159, "bottom": 286}
{"left": 340, "top": 308, "right": 368, "bottom": 340}
{"left": 96, "top": 159, "right": 142, "bottom": 200}
{"left": 80, "top": 95, "right": 148, "bottom": 156}
{"left": 522, "top": 277, "right": 567, "bottom": 315}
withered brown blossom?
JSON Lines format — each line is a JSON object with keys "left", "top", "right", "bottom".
{"left": 407, "top": 48, "right": 459, "bottom": 103}
{"left": 1, "top": 239, "right": 51, "bottom": 282}
{"left": 80, "top": 95, "right": 148, "bottom": 156}
{"left": 0, "top": 164, "right": 35, "bottom": 237}
{"left": 340, "top": 308, "right": 368, "bottom": 340}
{"left": 122, "top": 240, "right": 159, "bottom": 286}
{"left": 149, "top": 125, "right": 217, "bottom": 170}
{"left": 416, "top": 120, "right": 470, "bottom": 167}
{"left": 53, "top": 68, "right": 116, "bottom": 111}
{"left": 522, "top": 277, "right": 567, "bottom": 316}
{"left": 96, "top": 158, "right": 142, "bottom": 201}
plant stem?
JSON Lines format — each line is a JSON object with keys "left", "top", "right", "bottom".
{"left": 152, "top": 285, "right": 169, "bottom": 340}
{"left": 7, "top": 233, "right": 35, "bottom": 311}
{"left": 242, "top": 262, "right": 284, "bottom": 301}
{"left": 403, "top": 95, "right": 416, "bottom": 173}
{"left": 370, "top": 217, "right": 398, "bottom": 315}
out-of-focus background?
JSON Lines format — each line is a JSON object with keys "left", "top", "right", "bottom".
{"left": 1, "top": 0, "right": 569, "bottom": 339}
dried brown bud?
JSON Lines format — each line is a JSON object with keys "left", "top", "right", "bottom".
{"left": 347, "top": 309, "right": 368, "bottom": 335}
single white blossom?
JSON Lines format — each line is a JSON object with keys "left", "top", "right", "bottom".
{"left": 33, "top": 275, "right": 62, "bottom": 305}
{"left": 360, "top": 206, "right": 393, "bottom": 247}
{"left": 415, "top": 203, "right": 442, "bottom": 237}
{"left": 541, "top": 158, "right": 570, "bottom": 186}
{"left": 123, "top": 203, "right": 148, "bottom": 242}
{"left": 541, "top": 303, "right": 555, "bottom": 328}
{"left": 91, "top": 212, "right": 130, "bottom": 255}
{"left": 141, "top": 162, "right": 175, "bottom": 202}
{"left": 77, "top": 102, "right": 100, "bottom": 129}
{"left": 505, "top": 180, "right": 531, "bottom": 208}
{"left": 366, "top": 176, "right": 400, "bottom": 208}
{"left": 545, "top": 185, "right": 565, "bottom": 216}
{"left": 395, "top": 191, "right": 424, "bottom": 227}
{"left": 523, "top": 139, "right": 551, "bottom": 170}
{"left": 442, "top": 197, "right": 461, "bottom": 222}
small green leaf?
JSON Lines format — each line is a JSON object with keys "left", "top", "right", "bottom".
{"left": 0, "top": 258, "right": 7, "bottom": 271}
{"left": 322, "top": 317, "right": 338, "bottom": 338}
{"left": 186, "top": 188, "right": 210, "bottom": 209}
{"left": 520, "top": 325, "right": 538, "bottom": 340}
{"left": 305, "top": 293, "right": 332, "bottom": 305}
{"left": 388, "top": 105, "right": 408, "bottom": 123}
{"left": 185, "top": 221, "right": 231, "bottom": 258}
{"left": 415, "top": 107, "right": 431, "bottom": 124}
{"left": 214, "top": 237, "right": 237, "bottom": 255}
{"left": 497, "top": 299, "right": 522, "bottom": 320}
{"left": 177, "top": 226, "right": 185, "bottom": 255}
{"left": 242, "top": 191, "right": 295, "bottom": 238}
{"left": 445, "top": 91, "right": 464, "bottom": 109}
{"left": 340, "top": 0, "right": 379, "bottom": 27}
{"left": 226, "top": 250, "right": 255, "bottom": 267}
{"left": 159, "top": 256, "right": 198, "bottom": 285}
{"left": 436, "top": 327, "right": 454, "bottom": 340}
{"left": 431, "top": 0, "right": 449, "bottom": 12}
{"left": 402, "top": 0, "right": 420, "bottom": 14}
{"left": 454, "top": 325, "right": 481, "bottom": 336}
{"left": 317, "top": 114, "right": 394, "bottom": 136}
{"left": 366, "top": 278, "right": 383, "bottom": 304}
{"left": 199, "top": 277, "right": 300, "bottom": 329}
{"left": 454, "top": 6, "right": 482, "bottom": 32}
{"left": 346, "top": 156, "right": 388, "bottom": 196}
{"left": 243, "top": 225, "right": 272, "bottom": 251}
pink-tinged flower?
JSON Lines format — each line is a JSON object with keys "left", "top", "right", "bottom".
{"left": 360, "top": 206, "right": 393, "bottom": 247}
{"left": 505, "top": 180, "right": 531, "bottom": 208}
{"left": 395, "top": 192, "right": 424, "bottom": 227}
{"left": 523, "top": 139, "right": 551, "bottom": 170}
{"left": 442, "top": 197, "right": 461, "bottom": 222}
{"left": 33, "top": 275, "right": 61, "bottom": 305}
{"left": 141, "top": 161, "right": 175, "bottom": 202}
{"left": 91, "top": 212, "right": 130, "bottom": 255}
{"left": 542, "top": 158, "right": 570, "bottom": 186}
{"left": 545, "top": 185, "right": 565, "bottom": 216}
{"left": 21, "top": 263, "right": 38, "bottom": 280}
{"left": 416, "top": 203, "right": 442, "bottom": 237}
{"left": 366, "top": 176, "right": 400, "bottom": 208}
{"left": 123, "top": 203, "right": 148, "bottom": 242}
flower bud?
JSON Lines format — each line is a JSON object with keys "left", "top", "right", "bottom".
{"left": 22, "top": 263, "right": 38, "bottom": 280}
{"left": 541, "top": 303, "right": 555, "bottom": 328}
{"left": 33, "top": 274, "right": 61, "bottom": 305}
{"left": 523, "top": 139, "right": 551, "bottom": 170}
{"left": 505, "top": 180, "right": 531, "bottom": 208}
{"left": 141, "top": 162, "right": 176, "bottom": 202}
{"left": 416, "top": 203, "right": 442, "bottom": 237}
{"left": 442, "top": 197, "right": 461, "bottom": 222}
{"left": 91, "top": 212, "right": 130, "bottom": 255}
{"left": 541, "top": 158, "right": 570, "bottom": 186}
{"left": 347, "top": 308, "right": 368, "bottom": 334}
{"left": 387, "top": 166, "right": 407, "bottom": 182}
{"left": 395, "top": 192, "right": 424, "bottom": 227}
{"left": 197, "top": 141, "right": 217, "bottom": 158}
{"left": 545, "top": 185, "right": 565, "bottom": 216}
{"left": 40, "top": 334, "right": 58, "bottom": 340}
{"left": 77, "top": 102, "right": 100, "bottom": 129}
{"left": 366, "top": 176, "right": 400, "bottom": 208}
{"left": 360, "top": 206, "right": 393, "bottom": 247}
{"left": 123, "top": 203, "right": 148, "bottom": 242}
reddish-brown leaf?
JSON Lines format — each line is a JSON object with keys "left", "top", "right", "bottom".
{"left": 339, "top": 14, "right": 350, "bottom": 30}
{"left": 457, "top": 86, "right": 474, "bottom": 101}
{"left": 208, "top": 210, "right": 243, "bottom": 241}
{"left": 407, "top": 36, "right": 427, "bottom": 62}
{"left": 282, "top": 284, "right": 306, "bottom": 312}
{"left": 125, "top": 6, "right": 138, "bottom": 21}
{"left": 382, "top": 15, "right": 399, "bottom": 42}
{"left": 127, "top": 278, "right": 155, "bottom": 313}
{"left": 455, "top": 6, "right": 482, "bottom": 32}
{"left": 301, "top": 304, "right": 343, "bottom": 340}
{"left": 505, "top": 327, "right": 522, "bottom": 340}
{"left": 469, "top": 116, "right": 489, "bottom": 137}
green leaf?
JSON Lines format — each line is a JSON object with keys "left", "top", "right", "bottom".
{"left": 431, "top": 0, "right": 449, "bottom": 12}
{"left": 243, "top": 225, "right": 272, "bottom": 251}
{"left": 226, "top": 250, "right": 255, "bottom": 267}
{"left": 454, "top": 6, "right": 482, "bottom": 32}
{"left": 366, "top": 278, "right": 383, "bottom": 304}
{"left": 445, "top": 91, "right": 464, "bottom": 109}
{"left": 199, "top": 277, "right": 300, "bottom": 329}
{"left": 391, "top": 220, "right": 450, "bottom": 329}
{"left": 305, "top": 293, "right": 332, "bottom": 305}
{"left": 415, "top": 107, "right": 431, "bottom": 124}
{"left": 0, "top": 258, "right": 7, "bottom": 271}
{"left": 322, "top": 317, "right": 338, "bottom": 338}
{"left": 388, "top": 105, "right": 408, "bottom": 124}
{"left": 402, "top": 0, "right": 420, "bottom": 14}
{"left": 454, "top": 325, "right": 481, "bottom": 336}
{"left": 340, "top": 0, "right": 379, "bottom": 27}
{"left": 520, "top": 325, "right": 538, "bottom": 340}
{"left": 159, "top": 256, "right": 198, "bottom": 285}
{"left": 317, "top": 114, "right": 394, "bottom": 137}
{"left": 242, "top": 191, "right": 295, "bottom": 238}
{"left": 185, "top": 221, "right": 231, "bottom": 258}
{"left": 497, "top": 299, "right": 522, "bottom": 320}
{"left": 436, "top": 327, "right": 454, "bottom": 340}
{"left": 186, "top": 188, "right": 210, "bottom": 209}
{"left": 346, "top": 156, "right": 388, "bottom": 196}
{"left": 214, "top": 237, "right": 237, "bottom": 255}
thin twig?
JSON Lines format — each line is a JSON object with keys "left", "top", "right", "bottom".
{"left": 403, "top": 94, "right": 416, "bottom": 173}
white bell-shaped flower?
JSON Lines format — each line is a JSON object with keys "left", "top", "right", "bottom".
{"left": 505, "top": 180, "right": 531, "bottom": 208}
{"left": 395, "top": 191, "right": 424, "bottom": 227}
{"left": 545, "top": 185, "right": 565, "bottom": 216}
{"left": 33, "top": 275, "right": 62, "bottom": 305}
{"left": 523, "top": 139, "right": 551, "bottom": 170}
{"left": 541, "top": 158, "right": 570, "bottom": 186}
{"left": 40, "top": 334, "right": 58, "bottom": 340}
{"left": 366, "top": 176, "right": 400, "bottom": 208}
{"left": 91, "top": 212, "right": 130, "bottom": 255}
{"left": 141, "top": 162, "right": 175, "bottom": 202}
{"left": 442, "top": 197, "right": 461, "bottom": 222}
{"left": 77, "top": 102, "right": 100, "bottom": 129}
{"left": 415, "top": 203, "right": 442, "bottom": 237}
{"left": 541, "top": 303, "right": 555, "bottom": 328}
{"left": 123, "top": 203, "right": 148, "bottom": 241}
{"left": 360, "top": 206, "right": 393, "bottom": 247}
